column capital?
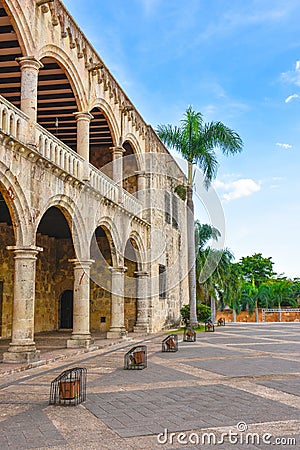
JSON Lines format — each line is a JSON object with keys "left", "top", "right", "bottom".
{"left": 109, "top": 146, "right": 125, "bottom": 156}
{"left": 68, "top": 259, "right": 94, "bottom": 269}
{"left": 6, "top": 245, "right": 43, "bottom": 258}
{"left": 16, "top": 56, "right": 44, "bottom": 71}
{"left": 109, "top": 266, "right": 127, "bottom": 274}
{"left": 73, "top": 111, "right": 94, "bottom": 122}
{"left": 134, "top": 271, "right": 149, "bottom": 278}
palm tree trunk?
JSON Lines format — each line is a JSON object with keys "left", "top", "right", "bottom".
{"left": 187, "top": 180, "right": 197, "bottom": 327}
{"left": 210, "top": 295, "right": 216, "bottom": 323}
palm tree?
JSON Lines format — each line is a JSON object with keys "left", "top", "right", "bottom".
{"left": 157, "top": 106, "right": 243, "bottom": 326}
{"left": 199, "top": 246, "right": 235, "bottom": 321}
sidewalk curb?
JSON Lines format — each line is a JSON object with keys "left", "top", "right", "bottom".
{"left": 0, "top": 337, "right": 136, "bottom": 378}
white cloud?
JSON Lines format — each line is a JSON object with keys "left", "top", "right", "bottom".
{"left": 285, "top": 94, "right": 300, "bottom": 103}
{"left": 276, "top": 142, "right": 292, "bottom": 149}
{"left": 272, "top": 176, "right": 285, "bottom": 181}
{"left": 214, "top": 178, "right": 261, "bottom": 201}
{"left": 281, "top": 61, "right": 300, "bottom": 86}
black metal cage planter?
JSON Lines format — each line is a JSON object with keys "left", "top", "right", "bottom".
{"left": 183, "top": 327, "right": 196, "bottom": 342}
{"left": 49, "top": 367, "right": 87, "bottom": 406}
{"left": 124, "top": 345, "right": 147, "bottom": 369}
{"left": 162, "top": 334, "right": 178, "bottom": 352}
{"left": 217, "top": 317, "right": 226, "bottom": 326}
{"left": 205, "top": 321, "right": 215, "bottom": 332}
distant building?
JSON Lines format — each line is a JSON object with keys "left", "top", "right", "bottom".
{"left": 0, "top": 0, "right": 189, "bottom": 363}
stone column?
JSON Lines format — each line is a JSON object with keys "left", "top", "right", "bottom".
{"left": 135, "top": 170, "right": 150, "bottom": 220}
{"left": 3, "top": 246, "right": 42, "bottom": 363}
{"left": 107, "top": 266, "right": 127, "bottom": 338}
{"left": 135, "top": 170, "right": 146, "bottom": 199}
{"left": 74, "top": 112, "right": 93, "bottom": 181}
{"left": 67, "top": 259, "right": 94, "bottom": 348}
{"left": 16, "top": 56, "right": 43, "bottom": 146}
{"left": 134, "top": 271, "right": 149, "bottom": 333}
{"left": 110, "top": 146, "right": 125, "bottom": 202}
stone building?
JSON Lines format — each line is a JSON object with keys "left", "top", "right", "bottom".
{"left": 0, "top": 0, "right": 189, "bottom": 363}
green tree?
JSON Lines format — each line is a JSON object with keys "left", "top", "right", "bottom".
{"left": 267, "top": 278, "right": 296, "bottom": 308}
{"left": 180, "top": 303, "right": 211, "bottom": 325}
{"left": 240, "top": 282, "right": 258, "bottom": 314}
{"left": 222, "top": 262, "right": 243, "bottom": 314}
{"left": 157, "top": 106, "right": 243, "bottom": 326}
{"left": 238, "top": 253, "right": 276, "bottom": 287}
{"left": 194, "top": 220, "right": 236, "bottom": 321}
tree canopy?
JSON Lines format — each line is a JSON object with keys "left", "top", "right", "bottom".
{"left": 238, "top": 253, "right": 276, "bottom": 287}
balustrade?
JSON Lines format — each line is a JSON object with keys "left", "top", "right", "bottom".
{"left": 0, "top": 95, "right": 143, "bottom": 219}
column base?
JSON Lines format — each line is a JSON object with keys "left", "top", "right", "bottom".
{"left": 133, "top": 323, "right": 149, "bottom": 333}
{"left": 106, "top": 328, "right": 128, "bottom": 339}
{"left": 66, "top": 333, "right": 94, "bottom": 349}
{"left": 3, "top": 343, "right": 40, "bottom": 364}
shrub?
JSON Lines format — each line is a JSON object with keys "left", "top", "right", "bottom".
{"left": 180, "top": 303, "right": 212, "bottom": 325}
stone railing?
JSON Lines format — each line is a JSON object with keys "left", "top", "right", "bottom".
{"left": 36, "top": 123, "right": 83, "bottom": 179}
{"left": 0, "top": 95, "right": 142, "bottom": 218}
{"left": 122, "top": 189, "right": 141, "bottom": 217}
{"left": 89, "top": 164, "right": 118, "bottom": 204}
{"left": 0, "top": 95, "right": 28, "bottom": 141}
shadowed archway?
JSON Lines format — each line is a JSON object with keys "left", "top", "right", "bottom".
{"left": 35, "top": 206, "right": 74, "bottom": 333}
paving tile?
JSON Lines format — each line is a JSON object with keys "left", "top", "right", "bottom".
{"left": 229, "top": 343, "right": 300, "bottom": 353}
{"left": 184, "top": 356, "right": 300, "bottom": 377}
{"left": 85, "top": 383, "right": 299, "bottom": 438}
{"left": 254, "top": 377, "right": 300, "bottom": 396}
{"left": 0, "top": 405, "right": 66, "bottom": 449}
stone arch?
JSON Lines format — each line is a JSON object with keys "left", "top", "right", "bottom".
{"left": 123, "top": 232, "right": 144, "bottom": 332}
{"left": 2, "top": 0, "right": 34, "bottom": 55}
{"left": 89, "top": 101, "right": 117, "bottom": 176}
{"left": 90, "top": 98, "right": 119, "bottom": 146}
{"left": 128, "top": 230, "right": 147, "bottom": 272}
{"left": 34, "top": 201, "right": 76, "bottom": 333}
{"left": 38, "top": 45, "right": 87, "bottom": 110}
{"left": 0, "top": 161, "right": 30, "bottom": 246}
{"left": 123, "top": 132, "right": 143, "bottom": 161}
{"left": 34, "top": 194, "right": 87, "bottom": 260}
{"left": 96, "top": 216, "right": 122, "bottom": 266}
{"left": 89, "top": 220, "right": 120, "bottom": 333}
{"left": 121, "top": 132, "right": 143, "bottom": 195}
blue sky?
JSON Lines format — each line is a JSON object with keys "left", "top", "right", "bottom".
{"left": 63, "top": 0, "right": 300, "bottom": 278}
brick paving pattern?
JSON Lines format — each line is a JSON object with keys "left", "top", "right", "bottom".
{"left": 0, "top": 324, "right": 299, "bottom": 449}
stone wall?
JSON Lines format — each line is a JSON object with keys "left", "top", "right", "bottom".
{"left": 35, "top": 235, "right": 74, "bottom": 333}
{"left": 0, "top": 223, "right": 14, "bottom": 337}
{"left": 124, "top": 255, "right": 137, "bottom": 332}
{"left": 216, "top": 309, "right": 300, "bottom": 323}
{"left": 90, "top": 233, "right": 112, "bottom": 332}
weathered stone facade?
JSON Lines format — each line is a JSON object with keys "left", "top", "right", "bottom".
{"left": 0, "top": 0, "right": 189, "bottom": 363}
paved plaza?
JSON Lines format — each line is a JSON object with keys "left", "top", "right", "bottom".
{"left": 0, "top": 323, "right": 299, "bottom": 449}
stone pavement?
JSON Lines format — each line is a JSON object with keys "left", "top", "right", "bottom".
{"left": 0, "top": 323, "right": 299, "bottom": 449}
